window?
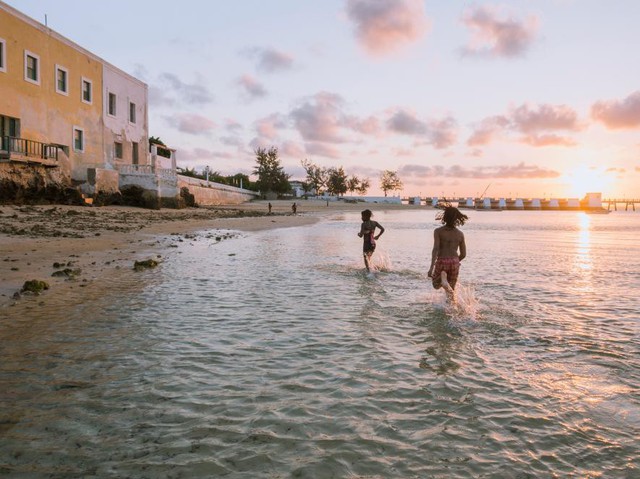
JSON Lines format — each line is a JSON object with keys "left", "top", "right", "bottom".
{"left": 1, "top": 115, "right": 21, "bottom": 138}
{"left": 55, "top": 65, "right": 69, "bottom": 95}
{"left": 108, "top": 92, "right": 116, "bottom": 116}
{"left": 81, "top": 78, "right": 92, "bottom": 104}
{"left": 73, "top": 127, "right": 84, "bottom": 152}
{"left": 0, "top": 38, "right": 6, "bottom": 73}
{"left": 132, "top": 142, "right": 139, "bottom": 165}
{"left": 24, "top": 50, "right": 40, "bottom": 85}
{"left": 129, "top": 102, "right": 136, "bottom": 124}
{"left": 114, "top": 141, "right": 123, "bottom": 159}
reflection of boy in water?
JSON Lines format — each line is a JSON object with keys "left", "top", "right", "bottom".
{"left": 358, "top": 209, "right": 384, "bottom": 272}
{"left": 428, "top": 206, "right": 468, "bottom": 301}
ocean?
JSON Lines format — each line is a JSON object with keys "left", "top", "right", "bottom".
{"left": 1, "top": 209, "right": 638, "bottom": 478}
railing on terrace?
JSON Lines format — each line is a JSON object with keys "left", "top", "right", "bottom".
{"left": 0, "top": 136, "right": 59, "bottom": 162}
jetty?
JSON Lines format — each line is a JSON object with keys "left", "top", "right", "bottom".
{"left": 403, "top": 193, "right": 630, "bottom": 212}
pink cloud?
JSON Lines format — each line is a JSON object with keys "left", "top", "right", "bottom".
{"left": 461, "top": 6, "right": 538, "bottom": 58}
{"left": 591, "top": 91, "right": 640, "bottom": 129}
{"left": 168, "top": 114, "right": 216, "bottom": 135}
{"left": 305, "top": 142, "right": 341, "bottom": 159}
{"left": 387, "top": 109, "right": 457, "bottom": 149}
{"left": 511, "top": 103, "right": 580, "bottom": 133}
{"left": 346, "top": 0, "right": 430, "bottom": 56}
{"left": 290, "top": 92, "right": 346, "bottom": 143}
{"left": 254, "top": 114, "right": 286, "bottom": 140}
{"left": 236, "top": 74, "right": 267, "bottom": 99}
{"left": 398, "top": 162, "right": 559, "bottom": 180}
{"left": 467, "top": 115, "right": 509, "bottom": 146}
{"left": 468, "top": 103, "right": 580, "bottom": 147}
{"left": 521, "top": 134, "right": 577, "bottom": 147}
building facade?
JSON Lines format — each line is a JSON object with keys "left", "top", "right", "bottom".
{"left": 0, "top": 0, "right": 149, "bottom": 194}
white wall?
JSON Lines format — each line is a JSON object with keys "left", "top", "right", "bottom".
{"left": 102, "top": 63, "right": 148, "bottom": 168}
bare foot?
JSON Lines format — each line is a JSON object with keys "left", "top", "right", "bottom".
{"left": 441, "top": 271, "right": 455, "bottom": 302}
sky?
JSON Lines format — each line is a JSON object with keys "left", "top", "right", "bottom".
{"left": 8, "top": 0, "right": 640, "bottom": 198}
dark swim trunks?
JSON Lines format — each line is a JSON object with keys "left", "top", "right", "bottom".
{"left": 432, "top": 257, "right": 460, "bottom": 288}
{"left": 363, "top": 232, "right": 376, "bottom": 253}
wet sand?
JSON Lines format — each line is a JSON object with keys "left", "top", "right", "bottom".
{"left": 0, "top": 199, "right": 425, "bottom": 307}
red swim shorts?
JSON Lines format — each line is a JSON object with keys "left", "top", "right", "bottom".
{"left": 432, "top": 257, "right": 460, "bottom": 289}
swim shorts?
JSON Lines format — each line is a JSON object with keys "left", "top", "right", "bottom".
{"left": 432, "top": 257, "right": 460, "bottom": 289}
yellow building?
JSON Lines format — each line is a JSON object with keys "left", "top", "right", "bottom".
{"left": 0, "top": 0, "right": 149, "bottom": 193}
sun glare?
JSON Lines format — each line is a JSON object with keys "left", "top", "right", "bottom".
{"left": 563, "top": 167, "right": 612, "bottom": 198}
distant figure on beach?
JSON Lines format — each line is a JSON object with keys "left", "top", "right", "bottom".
{"left": 358, "top": 209, "right": 384, "bottom": 272}
{"left": 428, "top": 206, "right": 468, "bottom": 301}
{"left": 268, "top": 202, "right": 272, "bottom": 214}
{"left": 291, "top": 202, "right": 297, "bottom": 214}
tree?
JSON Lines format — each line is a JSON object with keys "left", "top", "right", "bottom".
{"left": 357, "top": 177, "right": 370, "bottom": 195}
{"left": 301, "top": 159, "right": 328, "bottom": 196}
{"left": 347, "top": 175, "right": 360, "bottom": 195}
{"left": 380, "top": 170, "right": 403, "bottom": 197}
{"left": 326, "top": 167, "right": 348, "bottom": 196}
{"left": 253, "top": 147, "right": 290, "bottom": 196}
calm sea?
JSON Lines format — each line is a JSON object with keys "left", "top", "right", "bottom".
{"left": 1, "top": 209, "right": 639, "bottom": 478}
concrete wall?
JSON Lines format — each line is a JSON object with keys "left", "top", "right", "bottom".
{"left": 178, "top": 175, "right": 258, "bottom": 205}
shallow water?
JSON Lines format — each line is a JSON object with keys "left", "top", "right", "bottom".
{"left": 1, "top": 210, "right": 639, "bottom": 478}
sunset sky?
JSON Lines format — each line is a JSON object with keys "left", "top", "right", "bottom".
{"left": 9, "top": 0, "right": 640, "bottom": 198}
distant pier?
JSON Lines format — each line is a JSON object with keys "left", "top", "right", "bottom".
{"left": 403, "top": 193, "right": 637, "bottom": 211}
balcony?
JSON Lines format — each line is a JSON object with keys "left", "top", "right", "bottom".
{"left": 0, "top": 136, "right": 60, "bottom": 167}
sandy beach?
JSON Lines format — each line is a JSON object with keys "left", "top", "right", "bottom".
{"left": 0, "top": 199, "right": 422, "bottom": 308}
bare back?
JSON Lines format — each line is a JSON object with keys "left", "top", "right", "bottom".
{"left": 433, "top": 226, "right": 466, "bottom": 259}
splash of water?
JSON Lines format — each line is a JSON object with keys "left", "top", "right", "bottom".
{"left": 371, "top": 249, "right": 392, "bottom": 272}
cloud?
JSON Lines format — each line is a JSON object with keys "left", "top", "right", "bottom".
{"left": 520, "top": 134, "right": 577, "bottom": 147}
{"left": 346, "top": 0, "right": 430, "bottom": 56}
{"left": 254, "top": 114, "right": 287, "bottom": 140}
{"left": 386, "top": 109, "right": 458, "bottom": 149}
{"left": 236, "top": 74, "right": 267, "bottom": 100}
{"left": 166, "top": 113, "right": 217, "bottom": 135}
{"left": 399, "top": 162, "right": 560, "bottom": 180}
{"left": 467, "top": 115, "right": 509, "bottom": 146}
{"left": 148, "top": 71, "right": 214, "bottom": 107}
{"left": 290, "top": 92, "right": 347, "bottom": 143}
{"left": 246, "top": 47, "right": 294, "bottom": 73}
{"left": 387, "top": 110, "right": 427, "bottom": 135}
{"left": 179, "top": 147, "right": 235, "bottom": 163}
{"left": 224, "top": 119, "right": 243, "bottom": 132}
{"left": 511, "top": 103, "right": 580, "bottom": 133}
{"left": 460, "top": 5, "right": 538, "bottom": 58}
{"left": 305, "top": 142, "right": 342, "bottom": 159}
{"left": 468, "top": 103, "right": 580, "bottom": 147}
{"left": 591, "top": 91, "right": 640, "bottom": 129}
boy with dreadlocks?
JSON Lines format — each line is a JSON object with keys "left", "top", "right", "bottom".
{"left": 428, "top": 206, "right": 468, "bottom": 301}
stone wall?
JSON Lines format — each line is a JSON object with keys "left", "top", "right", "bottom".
{"left": 177, "top": 176, "right": 258, "bottom": 205}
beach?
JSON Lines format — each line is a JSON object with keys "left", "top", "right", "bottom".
{"left": 0, "top": 199, "right": 414, "bottom": 308}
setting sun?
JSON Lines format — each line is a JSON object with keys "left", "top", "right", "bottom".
{"left": 563, "top": 167, "right": 613, "bottom": 198}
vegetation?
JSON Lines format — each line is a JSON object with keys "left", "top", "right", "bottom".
{"left": 253, "top": 147, "right": 291, "bottom": 196}
{"left": 301, "top": 159, "right": 370, "bottom": 197}
{"left": 380, "top": 170, "right": 403, "bottom": 197}
{"left": 149, "top": 136, "right": 172, "bottom": 159}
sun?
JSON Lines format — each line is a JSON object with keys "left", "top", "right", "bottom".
{"left": 563, "top": 166, "right": 612, "bottom": 198}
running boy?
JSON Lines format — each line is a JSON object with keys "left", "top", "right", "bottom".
{"left": 358, "top": 209, "right": 384, "bottom": 272}
{"left": 428, "top": 206, "right": 468, "bottom": 300}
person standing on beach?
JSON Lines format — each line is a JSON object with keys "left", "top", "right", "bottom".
{"left": 268, "top": 202, "right": 272, "bottom": 214}
{"left": 358, "top": 209, "right": 384, "bottom": 272}
{"left": 428, "top": 206, "right": 468, "bottom": 301}
{"left": 292, "top": 202, "right": 297, "bottom": 214}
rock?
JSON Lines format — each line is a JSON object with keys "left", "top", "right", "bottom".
{"left": 133, "top": 259, "right": 159, "bottom": 271}
{"left": 51, "top": 268, "right": 81, "bottom": 278}
{"left": 21, "top": 279, "right": 50, "bottom": 294}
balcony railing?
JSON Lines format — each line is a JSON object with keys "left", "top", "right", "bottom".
{"left": 0, "top": 136, "right": 59, "bottom": 162}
